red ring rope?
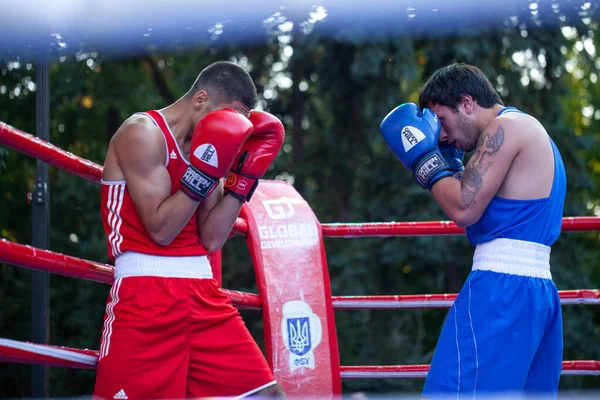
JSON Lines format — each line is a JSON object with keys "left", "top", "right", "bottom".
{"left": 2, "top": 120, "right": 600, "bottom": 386}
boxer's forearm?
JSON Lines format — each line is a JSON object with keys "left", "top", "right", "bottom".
{"left": 197, "top": 195, "right": 244, "bottom": 253}
{"left": 146, "top": 190, "right": 201, "bottom": 246}
{"left": 431, "top": 177, "right": 481, "bottom": 228}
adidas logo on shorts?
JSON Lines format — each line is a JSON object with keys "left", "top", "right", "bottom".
{"left": 113, "top": 389, "right": 128, "bottom": 399}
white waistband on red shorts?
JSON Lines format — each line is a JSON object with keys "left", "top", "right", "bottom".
{"left": 114, "top": 251, "right": 213, "bottom": 279}
{"left": 472, "top": 238, "right": 552, "bottom": 279}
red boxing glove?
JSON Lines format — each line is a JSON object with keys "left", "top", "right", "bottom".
{"left": 224, "top": 110, "right": 285, "bottom": 202}
{"left": 180, "top": 108, "right": 254, "bottom": 201}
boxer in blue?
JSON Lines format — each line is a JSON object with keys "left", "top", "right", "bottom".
{"left": 380, "top": 63, "right": 566, "bottom": 398}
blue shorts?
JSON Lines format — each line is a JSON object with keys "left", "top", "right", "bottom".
{"left": 423, "top": 239, "right": 563, "bottom": 398}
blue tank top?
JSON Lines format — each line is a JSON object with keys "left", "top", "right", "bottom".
{"left": 465, "top": 107, "right": 567, "bottom": 246}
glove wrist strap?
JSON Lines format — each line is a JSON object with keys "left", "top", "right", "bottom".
{"left": 180, "top": 164, "right": 219, "bottom": 201}
{"left": 413, "top": 149, "right": 453, "bottom": 190}
{"left": 224, "top": 170, "right": 259, "bottom": 202}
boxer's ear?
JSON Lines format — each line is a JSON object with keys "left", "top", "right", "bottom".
{"left": 461, "top": 94, "right": 475, "bottom": 114}
{"left": 193, "top": 90, "right": 209, "bottom": 110}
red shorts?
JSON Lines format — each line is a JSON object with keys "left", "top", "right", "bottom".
{"left": 93, "top": 252, "right": 276, "bottom": 399}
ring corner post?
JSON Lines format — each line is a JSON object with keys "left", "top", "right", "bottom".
{"left": 31, "top": 43, "right": 51, "bottom": 398}
{"left": 240, "top": 179, "right": 342, "bottom": 397}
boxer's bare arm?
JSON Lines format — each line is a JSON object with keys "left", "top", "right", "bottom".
{"left": 431, "top": 119, "right": 520, "bottom": 227}
{"left": 196, "top": 185, "right": 243, "bottom": 253}
{"left": 112, "top": 120, "right": 199, "bottom": 246}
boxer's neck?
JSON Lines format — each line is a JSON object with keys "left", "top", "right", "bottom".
{"left": 158, "top": 98, "right": 196, "bottom": 151}
{"left": 476, "top": 103, "right": 506, "bottom": 134}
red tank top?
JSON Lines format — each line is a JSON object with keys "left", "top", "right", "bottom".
{"left": 100, "top": 110, "right": 208, "bottom": 260}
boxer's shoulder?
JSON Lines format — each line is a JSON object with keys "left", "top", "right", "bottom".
{"left": 116, "top": 113, "right": 162, "bottom": 140}
{"left": 483, "top": 112, "right": 549, "bottom": 156}
{"left": 106, "top": 114, "right": 166, "bottom": 173}
{"left": 494, "top": 111, "right": 547, "bottom": 141}
{"left": 113, "top": 114, "right": 164, "bottom": 152}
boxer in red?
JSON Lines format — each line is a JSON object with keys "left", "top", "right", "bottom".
{"left": 95, "top": 61, "right": 286, "bottom": 399}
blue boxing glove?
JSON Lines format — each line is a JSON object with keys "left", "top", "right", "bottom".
{"left": 438, "top": 141, "right": 465, "bottom": 180}
{"left": 379, "top": 103, "right": 452, "bottom": 190}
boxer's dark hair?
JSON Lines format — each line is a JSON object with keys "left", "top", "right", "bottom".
{"left": 187, "top": 61, "right": 257, "bottom": 110}
{"left": 418, "top": 63, "right": 503, "bottom": 112}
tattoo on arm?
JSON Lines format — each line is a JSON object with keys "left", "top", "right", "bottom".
{"left": 460, "top": 125, "right": 505, "bottom": 205}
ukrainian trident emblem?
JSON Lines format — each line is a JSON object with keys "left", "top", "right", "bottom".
{"left": 281, "top": 300, "right": 322, "bottom": 371}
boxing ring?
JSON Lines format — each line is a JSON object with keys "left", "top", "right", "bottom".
{"left": 1, "top": 120, "right": 600, "bottom": 396}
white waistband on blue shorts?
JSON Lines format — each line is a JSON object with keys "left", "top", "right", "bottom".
{"left": 472, "top": 238, "right": 552, "bottom": 279}
{"left": 114, "top": 251, "right": 213, "bottom": 279}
